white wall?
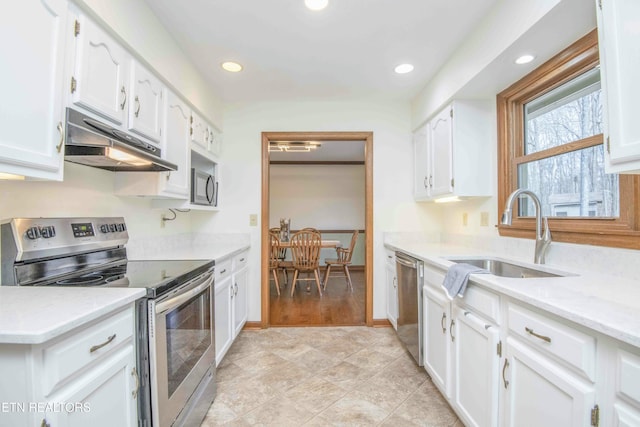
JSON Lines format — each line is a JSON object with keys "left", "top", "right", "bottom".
{"left": 269, "top": 164, "right": 365, "bottom": 230}
{"left": 192, "top": 100, "right": 444, "bottom": 321}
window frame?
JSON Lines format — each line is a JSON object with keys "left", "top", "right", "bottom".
{"left": 497, "top": 29, "right": 640, "bottom": 249}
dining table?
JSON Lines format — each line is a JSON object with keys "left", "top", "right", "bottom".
{"left": 277, "top": 239, "right": 342, "bottom": 249}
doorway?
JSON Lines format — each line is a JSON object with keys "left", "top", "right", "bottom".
{"left": 261, "top": 131, "right": 373, "bottom": 327}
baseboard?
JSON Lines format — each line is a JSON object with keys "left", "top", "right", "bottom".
{"left": 372, "top": 318, "right": 392, "bottom": 328}
{"left": 242, "top": 321, "right": 263, "bottom": 330}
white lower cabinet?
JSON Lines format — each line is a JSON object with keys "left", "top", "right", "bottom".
{"left": 215, "top": 250, "right": 249, "bottom": 365}
{"left": 0, "top": 305, "right": 138, "bottom": 427}
{"left": 385, "top": 250, "right": 398, "bottom": 330}
{"left": 452, "top": 306, "right": 500, "bottom": 427}
{"left": 502, "top": 337, "right": 596, "bottom": 427}
{"left": 423, "top": 284, "right": 452, "bottom": 398}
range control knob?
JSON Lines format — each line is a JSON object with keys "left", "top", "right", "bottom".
{"left": 109, "top": 224, "right": 117, "bottom": 232}
{"left": 41, "top": 226, "right": 56, "bottom": 238}
{"left": 116, "top": 223, "right": 124, "bottom": 232}
{"left": 25, "top": 227, "right": 41, "bottom": 240}
{"left": 100, "top": 224, "right": 109, "bottom": 233}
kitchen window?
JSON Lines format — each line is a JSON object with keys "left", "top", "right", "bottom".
{"left": 497, "top": 29, "right": 640, "bottom": 249}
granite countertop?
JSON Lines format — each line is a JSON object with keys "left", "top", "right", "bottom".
{"left": 384, "top": 240, "right": 640, "bottom": 348}
{"left": 0, "top": 287, "right": 146, "bottom": 344}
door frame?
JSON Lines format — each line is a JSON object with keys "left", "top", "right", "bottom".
{"left": 261, "top": 131, "right": 374, "bottom": 327}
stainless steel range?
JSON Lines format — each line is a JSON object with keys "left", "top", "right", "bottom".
{"left": 0, "top": 217, "right": 216, "bottom": 427}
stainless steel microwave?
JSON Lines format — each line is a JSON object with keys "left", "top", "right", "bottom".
{"left": 191, "top": 169, "right": 217, "bottom": 206}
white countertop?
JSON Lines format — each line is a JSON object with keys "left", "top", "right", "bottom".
{"left": 385, "top": 240, "right": 640, "bottom": 348}
{"left": 0, "top": 287, "right": 146, "bottom": 344}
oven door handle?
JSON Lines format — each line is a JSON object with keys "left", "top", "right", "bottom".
{"left": 155, "top": 271, "right": 214, "bottom": 315}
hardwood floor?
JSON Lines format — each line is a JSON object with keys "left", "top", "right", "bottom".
{"left": 269, "top": 267, "right": 365, "bottom": 326}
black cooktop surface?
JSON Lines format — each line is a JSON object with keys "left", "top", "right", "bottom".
{"left": 53, "top": 259, "right": 215, "bottom": 298}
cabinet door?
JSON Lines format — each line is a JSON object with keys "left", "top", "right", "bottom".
{"left": 128, "top": 61, "right": 164, "bottom": 143}
{"left": 43, "top": 345, "right": 138, "bottom": 427}
{"left": 452, "top": 306, "right": 500, "bottom": 427}
{"left": 423, "top": 286, "right": 452, "bottom": 398}
{"left": 597, "top": 0, "right": 640, "bottom": 173}
{"left": 232, "top": 267, "right": 248, "bottom": 337}
{"left": 413, "top": 123, "right": 430, "bottom": 200}
{"left": 0, "top": 0, "right": 67, "bottom": 180}
{"left": 429, "top": 105, "right": 454, "bottom": 197}
{"left": 161, "top": 91, "right": 190, "bottom": 198}
{"left": 214, "top": 277, "right": 233, "bottom": 366}
{"left": 190, "top": 112, "right": 208, "bottom": 151}
{"left": 502, "top": 337, "right": 596, "bottom": 427}
{"left": 72, "top": 15, "right": 129, "bottom": 125}
{"left": 208, "top": 127, "right": 222, "bottom": 157}
{"left": 386, "top": 262, "right": 398, "bottom": 330}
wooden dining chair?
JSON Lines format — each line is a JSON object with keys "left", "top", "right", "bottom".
{"left": 289, "top": 229, "right": 323, "bottom": 297}
{"left": 322, "top": 230, "right": 359, "bottom": 292}
{"left": 269, "top": 233, "right": 282, "bottom": 296}
{"left": 270, "top": 229, "right": 292, "bottom": 285}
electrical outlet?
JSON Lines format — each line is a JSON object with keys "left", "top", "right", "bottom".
{"left": 462, "top": 212, "right": 468, "bottom": 226}
{"left": 480, "top": 211, "right": 489, "bottom": 227}
{"left": 249, "top": 214, "right": 258, "bottom": 227}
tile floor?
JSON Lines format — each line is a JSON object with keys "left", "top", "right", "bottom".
{"left": 201, "top": 326, "right": 462, "bottom": 426}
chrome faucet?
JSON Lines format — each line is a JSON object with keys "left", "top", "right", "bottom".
{"left": 501, "top": 189, "right": 551, "bottom": 264}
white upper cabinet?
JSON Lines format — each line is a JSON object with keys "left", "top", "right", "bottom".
{"left": 413, "top": 101, "right": 492, "bottom": 201}
{"left": 128, "top": 61, "right": 164, "bottom": 143}
{"left": 0, "top": 0, "right": 68, "bottom": 180}
{"left": 596, "top": 0, "right": 640, "bottom": 173}
{"left": 162, "top": 91, "right": 191, "bottom": 197}
{"left": 190, "top": 112, "right": 221, "bottom": 160}
{"left": 71, "top": 14, "right": 130, "bottom": 126}
{"left": 429, "top": 106, "right": 454, "bottom": 198}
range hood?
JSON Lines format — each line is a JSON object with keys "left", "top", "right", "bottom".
{"left": 64, "top": 108, "right": 177, "bottom": 172}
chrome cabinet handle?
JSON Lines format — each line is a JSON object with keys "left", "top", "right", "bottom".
{"left": 429, "top": 175, "right": 433, "bottom": 187}
{"left": 240, "top": 258, "right": 245, "bottom": 262}
{"left": 525, "top": 327, "right": 552, "bottom": 343}
{"left": 134, "top": 96, "right": 140, "bottom": 117}
{"left": 220, "top": 269, "right": 227, "bottom": 274}
{"left": 131, "top": 367, "right": 139, "bottom": 399}
{"left": 424, "top": 176, "right": 428, "bottom": 189}
{"left": 450, "top": 319, "right": 455, "bottom": 342}
{"left": 441, "top": 312, "right": 446, "bottom": 334}
{"left": 392, "top": 277, "right": 397, "bottom": 288}
{"left": 235, "top": 283, "right": 239, "bottom": 296}
{"left": 56, "top": 122, "right": 64, "bottom": 153}
{"left": 90, "top": 334, "right": 116, "bottom": 353}
{"left": 502, "top": 359, "right": 510, "bottom": 389}
{"left": 120, "top": 86, "right": 127, "bottom": 110}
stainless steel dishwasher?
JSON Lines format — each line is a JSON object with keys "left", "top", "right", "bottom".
{"left": 395, "top": 252, "right": 424, "bottom": 366}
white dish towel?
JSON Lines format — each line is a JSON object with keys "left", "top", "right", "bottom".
{"left": 442, "top": 263, "right": 489, "bottom": 300}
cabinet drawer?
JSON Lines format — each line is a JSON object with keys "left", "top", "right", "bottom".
{"left": 507, "top": 302, "right": 596, "bottom": 381}
{"left": 233, "top": 251, "right": 248, "bottom": 271}
{"left": 42, "top": 307, "right": 134, "bottom": 396}
{"left": 216, "top": 258, "right": 232, "bottom": 281}
{"left": 384, "top": 248, "right": 395, "bottom": 266}
{"left": 459, "top": 284, "right": 500, "bottom": 325}
{"left": 617, "top": 348, "right": 640, "bottom": 406}
{"left": 424, "top": 266, "right": 446, "bottom": 290}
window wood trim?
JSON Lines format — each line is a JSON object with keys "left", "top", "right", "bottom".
{"left": 497, "top": 29, "right": 640, "bottom": 249}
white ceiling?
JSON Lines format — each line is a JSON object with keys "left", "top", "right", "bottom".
{"left": 144, "top": 0, "right": 499, "bottom": 103}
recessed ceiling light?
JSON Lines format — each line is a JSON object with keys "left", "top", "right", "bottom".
{"left": 394, "top": 63, "right": 414, "bottom": 74}
{"left": 305, "top": 0, "right": 328, "bottom": 11}
{"left": 515, "top": 54, "right": 535, "bottom": 65}
{"left": 221, "top": 61, "right": 243, "bottom": 72}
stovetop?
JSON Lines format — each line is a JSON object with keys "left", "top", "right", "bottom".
{"left": 48, "top": 259, "right": 215, "bottom": 298}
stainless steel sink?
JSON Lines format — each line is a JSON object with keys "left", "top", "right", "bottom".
{"left": 447, "top": 257, "right": 571, "bottom": 278}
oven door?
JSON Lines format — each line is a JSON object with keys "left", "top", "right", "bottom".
{"left": 148, "top": 269, "right": 215, "bottom": 427}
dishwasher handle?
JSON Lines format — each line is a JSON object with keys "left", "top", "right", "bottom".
{"left": 396, "top": 253, "right": 419, "bottom": 268}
